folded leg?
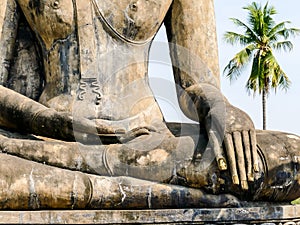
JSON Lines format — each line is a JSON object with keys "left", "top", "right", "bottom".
{"left": 0, "top": 153, "right": 240, "bottom": 209}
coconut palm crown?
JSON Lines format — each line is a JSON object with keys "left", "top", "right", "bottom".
{"left": 223, "top": 1, "right": 300, "bottom": 130}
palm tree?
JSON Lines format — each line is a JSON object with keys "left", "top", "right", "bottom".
{"left": 223, "top": 2, "right": 300, "bottom": 130}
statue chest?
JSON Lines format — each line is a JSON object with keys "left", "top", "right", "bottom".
{"left": 17, "top": 0, "right": 172, "bottom": 48}
{"left": 93, "top": 0, "right": 173, "bottom": 43}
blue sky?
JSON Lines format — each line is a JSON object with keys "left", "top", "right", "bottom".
{"left": 149, "top": 0, "right": 300, "bottom": 136}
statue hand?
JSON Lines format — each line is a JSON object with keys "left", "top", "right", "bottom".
{"left": 31, "top": 109, "right": 120, "bottom": 142}
{"left": 181, "top": 84, "right": 259, "bottom": 190}
{"left": 205, "top": 98, "right": 259, "bottom": 191}
{"left": 119, "top": 126, "right": 157, "bottom": 143}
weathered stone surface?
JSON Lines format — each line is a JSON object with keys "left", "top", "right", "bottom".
{"left": 0, "top": 0, "right": 300, "bottom": 215}
{"left": 0, "top": 0, "right": 7, "bottom": 40}
{"left": 0, "top": 205, "right": 300, "bottom": 224}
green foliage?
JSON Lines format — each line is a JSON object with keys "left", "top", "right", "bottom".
{"left": 291, "top": 197, "right": 300, "bottom": 205}
{"left": 223, "top": 1, "right": 300, "bottom": 96}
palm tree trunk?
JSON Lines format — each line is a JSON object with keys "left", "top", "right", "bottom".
{"left": 262, "top": 89, "right": 267, "bottom": 130}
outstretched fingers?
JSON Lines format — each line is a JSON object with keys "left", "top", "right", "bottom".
{"left": 242, "top": 131, "right": 254, "bottom": 181}
{"left": 224, "top": 130, "right": 258, "bottom": 190}
{"left": 233, "top": 131, "right": 248, "bottom": 190}
{"left": 209, "top": 130, "right": 227, "bottom": 171}
{"left": 224, "top": 133, "right": 239, "bottom": 185}
{"left": 250, "top": 130, "right": 259, "bottom": 172}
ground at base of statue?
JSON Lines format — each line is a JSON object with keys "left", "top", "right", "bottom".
{"left": 0, "top": 205, "right": 299, "bottom": 224}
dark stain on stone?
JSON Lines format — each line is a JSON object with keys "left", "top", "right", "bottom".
{"left": 28, "top": 0, "right": 44, "bottom": 16}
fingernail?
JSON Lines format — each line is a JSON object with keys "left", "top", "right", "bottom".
{"left": 241, "top": 180, "right": 249, "bottom": 190}
{"left": 247, "top": 173, "right": 254, "bottom": 182}
{"left": 232, "top": 175, "right": 239, "bottom": 185}
{"left": 254, "top": 163, "right": 259, "bottom": 172}
{"left": 218, "top": 158, "right": 227, "bottom": 170}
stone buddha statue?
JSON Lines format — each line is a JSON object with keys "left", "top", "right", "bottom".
{"left": 0, "top": 0, "right": 299, "bottom": 209}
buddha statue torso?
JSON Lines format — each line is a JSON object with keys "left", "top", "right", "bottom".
{"left": 16, "top": 0, "right": 173, "bottom": 129}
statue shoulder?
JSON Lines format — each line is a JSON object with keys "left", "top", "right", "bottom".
{"left": 17, "top": 0, "right": 75, "bottom": 49}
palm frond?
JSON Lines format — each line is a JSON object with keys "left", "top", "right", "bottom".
{"left": 223, "top": 31, "right": 251, "bottom": 46}
{"left": 246, "top": 50, "right": 266, "bottom": 95}
{"left": 229, "top": 18, "right": 259, "bottom": 41}
{"left": 263, "top": 2, "right": 277, "bottom": 16}
{"left": 262, "top": 3, "right": 276, "bottom": 34}
{"left": 243, "top": 2, "right": 260, "bottom": 30}
{"left": 264, "top": 52, "right": 291, "bottom": 92}
{"left": 282, "top": 28, "right": 300, "bottom": 39}
{"left": 244, "top": 2, "right": 265, "bottom": 37}
{"left": 271, "top": 28, "right": 300, "bottom": 41}
{"left": 246, "top": 57, "right": 259, "bottom": 94}
{"left": 268, "top": 21, "right": 290, "bottom": 39}
{"left": 224, "top": 45, "right": 256, "bottom": 82}
{"left": 271, "top": 41, "right": 293, "bottom": 52}
{"left": 244, "top": 2, "right": 277, "bottom": 40}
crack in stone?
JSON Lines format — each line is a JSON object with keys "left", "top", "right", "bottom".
{"left": 71, "top": 174, "right": 79, "bottom": 209}
{"left": 147, "top": 186, "right": 152, "bottom": 209}
{"left": 117, "top": 182, "right": 126, "bottom": 206}
{"left": 29, "top": 168, "right": 40, "bottom": 209}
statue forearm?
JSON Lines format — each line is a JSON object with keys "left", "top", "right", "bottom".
{"left": 178, "top": 83, "right": 227, "bottom": 123}
{"left": 0, "top": 85, "right": 47, "bottom": 130}
{"left": 165, "top": 0, "right": 223, "bottom": 122}
{"left": 0, "top": 85, "right": 75, "bottom": 140}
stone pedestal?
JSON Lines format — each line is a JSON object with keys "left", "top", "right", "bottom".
{"left": 0, "top": 205, "right": 299, "bottom": 224}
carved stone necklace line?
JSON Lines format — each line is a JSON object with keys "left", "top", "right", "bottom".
{"left": 91, "top": 0, "right": 154, "bottom": 46}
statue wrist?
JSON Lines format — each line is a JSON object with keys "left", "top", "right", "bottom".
{"left": 178, "top": 83, "right": 227, "bottom": 123}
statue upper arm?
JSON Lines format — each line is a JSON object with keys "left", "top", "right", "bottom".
{"left": 164, "top": 0, "right": 220, "bottom": 89}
